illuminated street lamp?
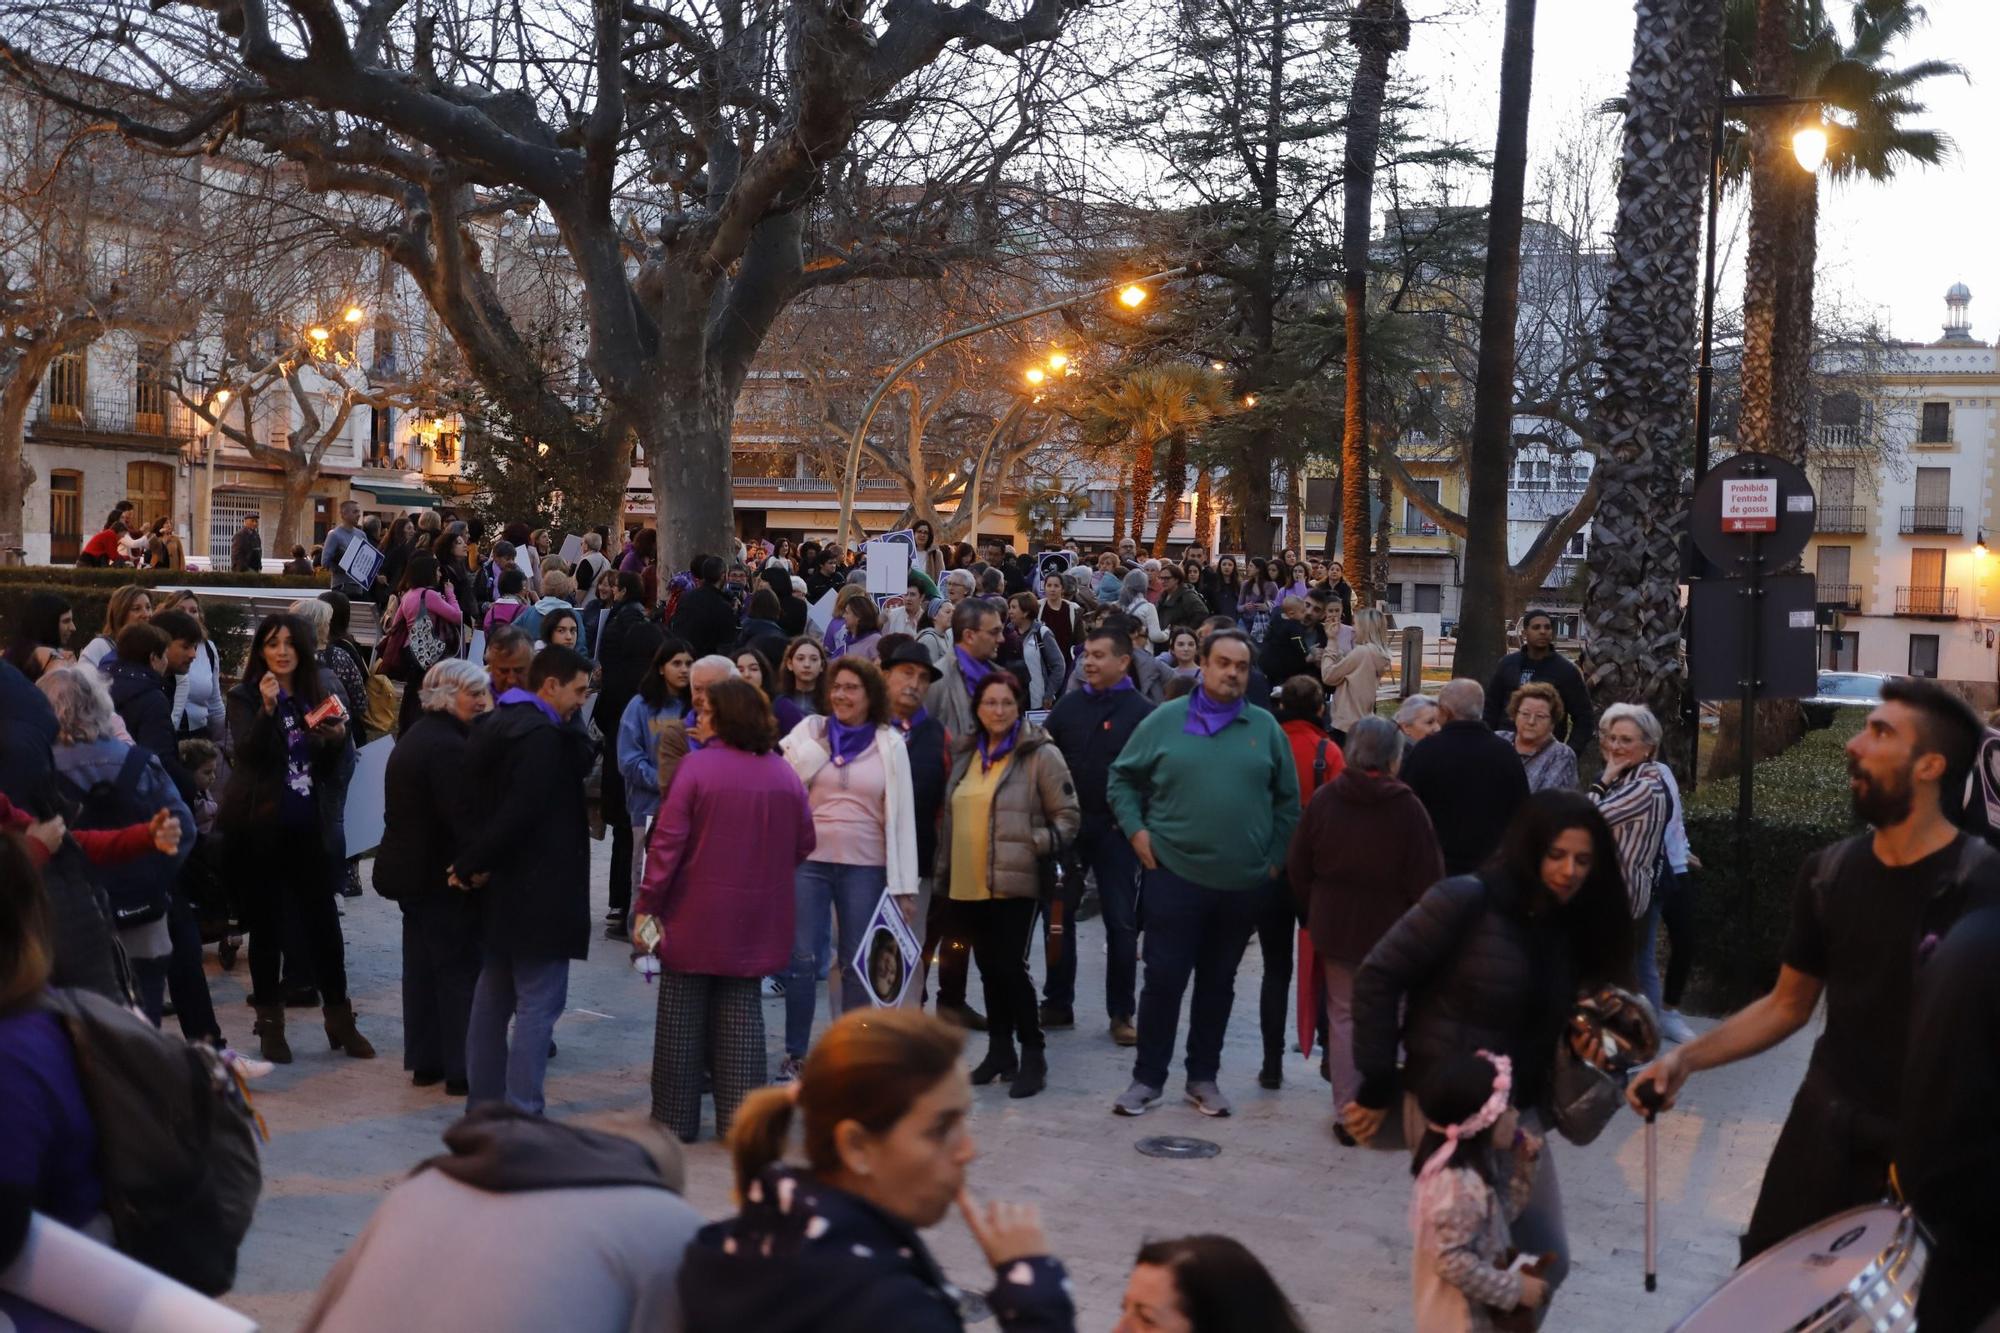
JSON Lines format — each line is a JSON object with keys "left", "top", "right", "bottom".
{"left": 1242, "top": 394, "right": 1258, "bottom": 408}
{"left": 1024, "top": 366, "right": 1047, "bottom": 387}
{"left": 1047, "top": 351, "right": 1070, "bottom": 372}
{"left": 1791, "top": 124, "right": 1828, "bottom": 173}
{"left": 1119, "top": 284, "right": 1148, "bottom": 308}
{"left": 343, "top": 306, "right": 366, "bottom": 325}
{"left": 307, "top": 325, "right": 331, "bottom": 344}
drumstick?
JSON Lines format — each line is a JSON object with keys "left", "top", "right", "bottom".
{"left": 1635, "top": 1082, "right": 1664, "bottom": 1292}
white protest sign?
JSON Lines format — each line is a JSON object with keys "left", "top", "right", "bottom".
{"left": 341, "top": 735, "right": 395, "bottom": 858}
{"left": 558, "top": 534, "right": 585, "bottom": 567}
{"left": 337, "top": 532, "right": 384, "bottom": 589}
{"left": 864, "top": 540, "right": 911, "bottom": 597}
{"left": 806, "top": 588, "right": 838, "bottom": 634}
{"left": 852, "top": 888, "right": 923, "bottom": 1008}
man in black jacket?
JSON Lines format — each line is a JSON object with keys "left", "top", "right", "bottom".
{"left": 1400, "top": 678, "right": 1528, "bottom": 876}
{"left": 1259, "top": 595, "right": 1316, "bottom": 687}
{"left": 669, "top": 554, "right": 740, "bottom": 659}
{"left": 1482, "top": 609, "right": 1593, "bottom": 751}
{"left": 377, "top": 659, "right": 491, "bottom": 1095}
{"left": 230, "top": 513, "right": 263, "bottom": 572}
{"left": 455, "top": 646, "right": 595, "bottom": 1115}
{"left": 1043, "top": 625, "right": 1156, "bottom": 1042}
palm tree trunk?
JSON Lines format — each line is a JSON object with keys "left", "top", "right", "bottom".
{"left": 1285, "top": 466, "right": 1303, "bottom": 557}
{"left": 1152, "top": 435, "right": 1188, "bottom": 558}
{"left": 1193, "top": 467, "right": 1215, "bottom": 555}
{"left": 1773, "top": 180, "right": 1817, "bottom": 463}
{"left": 1582, "top": 0, "right": 1726, "bottom": 743}
{"left": 1112, "top": 487, "right": 1128, "bottom": 548}
{"left": 1453, "top": 0, "right": 1537, "bottom": 680}
{"left": 1339, "top": 0, "right": 1411, "bottom": 605}
{"left": 1129, "top": 435, "right": 1156, "bottom": 552}
{"left": 1739, "top": 0, "right": 1800, "bottom": 460}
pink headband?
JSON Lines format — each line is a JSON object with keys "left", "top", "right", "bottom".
{"left": 1410, "top": 1051, "right": 1514, "bottom": 1222}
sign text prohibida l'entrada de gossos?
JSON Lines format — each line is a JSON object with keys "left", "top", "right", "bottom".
{"left": 1720, "top": 477, "right": 1779, "bottom": 533}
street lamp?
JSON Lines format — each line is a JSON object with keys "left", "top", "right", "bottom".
{"left": 307, "top": 325, "right": 331, "bottom": 344}
{"left": 202, "top": 388, "right": 233, "bottom": 565}
{"left": 1790, "top": 125, "right": 1828, "bottom": 173}
{"left": 834, "top": 265, "right": 1191, "bottom": 544}
{"left": 1024, "top": 366, "right": 1047, "bottom": 387}
{"left": 1047, "top": 351, "right": 1070, "bottom": 372}
{"left": 343, "top": 306, "right": 366, "bottom": 325}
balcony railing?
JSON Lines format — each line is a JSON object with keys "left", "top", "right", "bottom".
{"left": 1401, "top": 518, "right": 1440, "bottom": 537}
{"left": 1817, "top": 424, "right": 1862, "bottom": 450}
{"left": 34, "top": 392, "right": 196, "bottom": 446}
{"left": 1897, "top": 586, "right": 1958, "bottom": 618}
{"left": 1899, "top": 506, "right": 1962, "bottom": 535}
{"left": 1815, "top": 505, "right": 1866, "bottom": 533}
{"left": 1815, "top": 582, "right": 1861, "bottom": 612}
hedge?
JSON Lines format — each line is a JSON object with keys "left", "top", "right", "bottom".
{"left": 1680, "top": 715, "right": 1862, "bottom": 1012}
{"left": 0, "top": 566, "right": 320, "bottom": 591}
{"left": 0, "top": 581, "right": 265, "bottom": 678}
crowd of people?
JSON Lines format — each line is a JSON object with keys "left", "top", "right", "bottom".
{"left": 3, "top": 513, "right": 1998, "bottom": 1333}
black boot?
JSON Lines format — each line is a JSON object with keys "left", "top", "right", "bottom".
{"left": 1009, "top": 1046, "right": 1047, "bottom": 1099}
{"left": 1259, "top": 1050, "right": 1283, "bottom": 1090}
{"left": 253, "top": 1003, "right": 292, "bottom": 1065}
{"left": 969, "top": 1037, "right": 1018, "bottom": 1085}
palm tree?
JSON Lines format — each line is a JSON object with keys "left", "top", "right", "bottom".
{"left": 1339, "top": 0, "right": 1412, "bottom": 603}
{"left": 1079, "top": 364, "right": 1232, "bottom": 558}
{"left": 1736, "top": 0, "right": 1961, "bottom": 462}
{"left": 1580, "top": 0, "right": 1727, "bottom": 736}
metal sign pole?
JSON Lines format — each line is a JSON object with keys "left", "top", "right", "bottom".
{"left": 1735, "top": 458, "right": 1766, "bottom": 839}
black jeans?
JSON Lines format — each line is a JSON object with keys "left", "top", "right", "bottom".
{"left": 1660, "top": 870, "right": 1698, "bottom": 1008}
{"left": 952, "top": 897, "right": 1043, "bottom": 1051}
{"left": 603, "top": 766, "right": 634, "bottom": 918}
{"left": 1132, "top": 870, "right": 1269, "bottom": 1088}
{"left": 164, "top": 895, "right": 221, "bottom": 1044}
{"left": 1255, "top": 879, "right": 1297, "bottom": 1066}
{"left": 401, "top": 893, "right": 482, "bottom": 1080}
{"left": 237, "top": 826, "right": 347, "bottom": 1007}
{"left": 924, "top": 889, "right": 974, "bottom": 1011}
{"left": 1743, "top": 1068, "right": 1894, "bottom": 1263}
{"left": 1043, "top": 812, "right": 1142, "bottom": 1021}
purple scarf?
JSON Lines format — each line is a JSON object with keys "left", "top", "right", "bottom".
{"left": 1183, "top": 685, "right": 1246, "bottom": 737}
{"left": 826, "top": 716, "right": 876, "bottom": 768}
{"left": 978, "top": 721, "right": 1021, "bottom": 773}
{"left": 496, "top": 687, "right": 562, "bottom": 727}
{"left": 955, "top": 646, "right": 993, "bottom": 696}
{"left": 892, "top": 707, "right": 930, "bottom": 736}
{"left": 1082, "top": 675, "right": 1136, "bottom": 697}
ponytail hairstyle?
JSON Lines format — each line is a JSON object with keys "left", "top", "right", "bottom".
{"left": 727, "top": 1009, "right": 964, "bottom": 1201}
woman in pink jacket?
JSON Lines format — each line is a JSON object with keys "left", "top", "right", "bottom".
{"left": 633, "top": 677, "right": 816, "bottom": 1142}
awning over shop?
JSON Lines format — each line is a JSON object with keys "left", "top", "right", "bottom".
{"left": 350, "top": 481, "right": 440, "bottom": 508}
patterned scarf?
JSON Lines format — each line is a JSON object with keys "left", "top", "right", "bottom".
{"left": 1182, "top": 684, "right": 1246, "bottom": 737}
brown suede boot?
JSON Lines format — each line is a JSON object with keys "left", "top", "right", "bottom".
{"left": 253, "top": 1003, "right": 292, "bottom": 1065}
{"left": 322, "top": 1001, "right": 376, "bottom": 1059}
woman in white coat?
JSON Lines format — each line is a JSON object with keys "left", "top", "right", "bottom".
{"left": 775, "top": 655, "right": 918, "bottom": 1082}
{"left": 1321, "top": 607, "right": 1392, "bottom": 746}
{"left": 1116, "top": 568, "right": 1168, "bottom": 647}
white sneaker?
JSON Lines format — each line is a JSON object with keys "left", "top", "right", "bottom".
{"left": 761, "top": 976, "right": 786, "bottom": 999}
{"left": 1660, "top": 1009, "right": 1697, "bottom": 1045}
{"left": 221, "top": 1047, "right": 276, "bottom": 1081}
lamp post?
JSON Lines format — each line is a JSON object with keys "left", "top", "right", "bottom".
{"left": 1687, "top": 91, "right": 1828, "bottom": 780}
{"left": 835, "top": 265, "right": 1190, "bottom": 546}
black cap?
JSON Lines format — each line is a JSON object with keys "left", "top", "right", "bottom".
{"left": 880, "top": 639, "right": 942, "bottom": 682}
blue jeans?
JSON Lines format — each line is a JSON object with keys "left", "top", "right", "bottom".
{"left": 1043, "top": 812, "right": 1142, "bottom": 1020}
{"left": 1633, "top": 888, "right": 1665, "bottom": 1013}
{"left": 466, "top": 951, "right": 570, "bottom": 1115}
{"left": 1132, "top": 868, "right": 1270, "bottom": 1089}
{"left": 785, "top": 861, "right": 888, "bottom": 1057}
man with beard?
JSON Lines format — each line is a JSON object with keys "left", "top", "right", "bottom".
{"left": 1629, "top": 677, "right": 2000, "bottom": 1262}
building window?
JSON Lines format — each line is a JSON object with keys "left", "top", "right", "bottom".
{"left": 49, "top": 471, "right": 83, "bottom": 563}
{"left": 135, "top": 348, "right": 168, "bottom": 433}
{"left": 1087, "top": 488, "right": 1118, "bottom": 519}
{"left": 312, "top": 496, "right": 334, "bottom": 545}
{"left": 47, "top": 351, "right": 86, "bottom": 423}
{"left": 1413, "top": 583, "right": 1443, "bottom": 614}
{"left": 1563, "top": 529, "right": 1589, "bottom": 559}
{"left": 368, "top": 406, "right": 395, "bottom": 466}
{"left": 1919, "top": 401, "right": 1950, "bottom": 444}
{"left": 1380, "top": 583, "right": 1403, "bottom": 612}
{"left": 210, "top": 493, "right": 264, "bottom": 558}
{"left": 125, "top": 462, "right": 173, "bottom": 530}
{"left": 1909, "top": 634, "right": 1940, "bottom": 679}
{"left": 1403, "top": 479, "right": 1440, "bottom": 535}
{"left": 1552, "top": 458, "right": 1588, "bottom": 491}
{"left": 1510, "top": 459, "right": 1550, "bottom": 492}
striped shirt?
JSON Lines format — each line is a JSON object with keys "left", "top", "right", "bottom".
{"left": 1591, "top": 760, "right": 1673, "bottom": 917}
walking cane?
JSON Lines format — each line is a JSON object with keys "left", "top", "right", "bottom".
{"left": 1636, "top": 1082, "right": 1664, "bottom": 1292}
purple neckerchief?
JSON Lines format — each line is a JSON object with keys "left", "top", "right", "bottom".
{"left": 1183, "top": 685, "right": 1246, "bottom": 737}
{"left": 686, "top": 712, "right": 704, "bottom": 752}
{"left": 955, "top": 646, "right": 994, "bottom": 695}
{"left": 826, "top": 716, "right": 876, "bottom": 767}
{"left": 978, "top": 720, "right": 1021, "bottom": 773}
{"left": 1081, "top": 676, "right": 1136, "bottom": 697}
{"left": 496, "top": 687, "right": 562, "bottom": 727}
{"left": 892, "top": 707, "right": 930, "bottom": 736}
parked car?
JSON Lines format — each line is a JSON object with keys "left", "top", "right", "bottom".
{"left": 1803, "top": 671, "right": 1893, "bottom": 729}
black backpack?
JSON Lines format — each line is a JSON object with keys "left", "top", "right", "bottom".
{"left": 40, "top": 987, "right": 263, "bottom": 1295}
{"left": 55, "top": 747, "right": 172, "bottom": 929}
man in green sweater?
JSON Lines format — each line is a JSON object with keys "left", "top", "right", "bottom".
{"left": 1106, "top": 628, "right": 1300, "bottom": 1117}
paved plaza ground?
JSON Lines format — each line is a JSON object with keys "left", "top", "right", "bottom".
{"left": 218, "top": 839, "right": 1811, "bottom": 1331}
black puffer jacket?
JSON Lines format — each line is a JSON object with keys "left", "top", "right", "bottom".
{"left": 1351, "top": 871, "right": 1578, "bottom": 1116}
{"left": 454, "top": 700, "right": 595, "bottom": 961}
{"left": 591, "top": 600, "right": 663, "bottom": 735}
{"left": 373, "top": 710, "right": 478, "bottom": 901}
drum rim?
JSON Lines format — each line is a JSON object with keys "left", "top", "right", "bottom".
{"left": 1666, "top": 1204, "right": 1920, "bottom": 1333}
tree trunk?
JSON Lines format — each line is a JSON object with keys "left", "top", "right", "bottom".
{"left": 1129, "top": 435, "right": 1156, "bottom": 550}
{"left": 274, "top": 459, "right": 317, "bottom": 556}
{"left": 1340, "top": 0, "right": 1411, "bottom": 606}
{"left": 1112, "top": 488, "right": 1128, "bottom": 549}
{"left": 1285, "top": 466, "right": 1303, "bottom": 558}
{"left": 1, "top": 346, "right": 59, "bottom": 566}
{"left": 1773, "top": 182, "right": 1817, "bottom": 464}
{"left": 1152, "top": 435, "right": 1188, "bottom": 558}
{"left": 642, "top": 388, "right": 736, "bottom": 587}
{"left": 1373, "top": 468, "right": 1393, "bottom": 609}
{"left": 1236, "top": 434, "right": 1278, "bottom": 557}
{"left": 1193, "top": 467, "right": 1214, "bottom": 555}
{"left": 1453, "top": 0, "right": 1538, "bottom": 681}
{"left": 1581, "top": 0, "right": 1725, "bottom": 760}
{"left": 1738, "top": 0, "right": 1799, "bottom": 460}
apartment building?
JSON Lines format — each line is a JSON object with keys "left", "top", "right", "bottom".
{"left": 1807, "top": 284, "right": 2000, "bottom": 700}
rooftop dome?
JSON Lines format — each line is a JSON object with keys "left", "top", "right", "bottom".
{"left": 1947, "top": 281, "right": 1972, "bottom": 303}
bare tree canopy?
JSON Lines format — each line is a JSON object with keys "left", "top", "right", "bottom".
{"left": 0, "top": 0, "right": 1094, "bottom": 571}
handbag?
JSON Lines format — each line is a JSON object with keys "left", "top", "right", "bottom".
{"left": 376, "top": 599, "right": 410, "bottom": 676}
{"left": 406, "top": 602, "right": 456, "bottom": 672}
{"left": 1549, "top": 985, "right": 1660, "bottom": 1145}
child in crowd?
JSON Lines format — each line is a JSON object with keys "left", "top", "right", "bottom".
{"left": 1410, "top": 1051, "right": 1549, "bottom": 1332}
{"left": 483, "top": 567, "right": 532, "bottom": 634}
{"left": 176, "top": 738, "right": 234, "bottom": 960}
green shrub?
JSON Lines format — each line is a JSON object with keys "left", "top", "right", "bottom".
{"left": 0, "top": 566, "right": 319, "bottom": 591}
{"left": 1681, "top": 716, "right": 1862, "bottom": 1012}
{"left": 0, "top": 582, "right": 260, "bottom": 679}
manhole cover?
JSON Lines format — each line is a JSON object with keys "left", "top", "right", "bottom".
{"left": 1135, "top": 1135, "right": 1221, "bottom": 1160}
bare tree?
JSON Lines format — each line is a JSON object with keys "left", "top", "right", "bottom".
{"left": 0, "top": 0, "right": 1095, "bottom": 574}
